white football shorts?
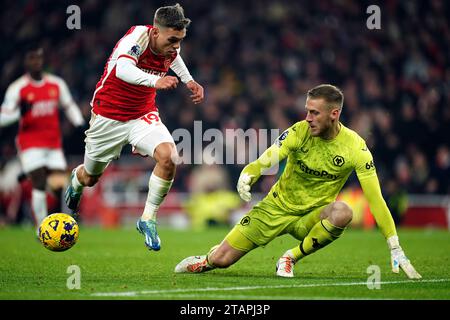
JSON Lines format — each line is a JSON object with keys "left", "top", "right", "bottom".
{"left": 19, "top": 148, "right": 67, "bottom": 173}
{"left": 83, "top": 111, "right": 175, "bottom": 175}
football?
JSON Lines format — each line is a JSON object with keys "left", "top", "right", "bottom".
{"left": 38, "top": 213, "right": 79, "bottom": 251}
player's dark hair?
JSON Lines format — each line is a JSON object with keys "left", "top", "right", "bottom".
{"left": 307, "top": 84, "right": 344, "bottom": 110}
{"left": 23, "top": 40, "right": 44, "bottom": 55}
{"left": 154, "top": 3, "right": 191, "bottom": 30}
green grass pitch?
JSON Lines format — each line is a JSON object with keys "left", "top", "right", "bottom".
{"left": 1, "top": 225, "right": 449, "bottom": 300}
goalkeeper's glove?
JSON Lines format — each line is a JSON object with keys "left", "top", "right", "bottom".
{"left": 387, "top": 235, "right": 422, "bottom": 279}
{"left": 237, "top": 173, "right": 254, "bottom": 202}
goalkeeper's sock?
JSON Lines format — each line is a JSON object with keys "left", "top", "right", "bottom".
{"left": 290, "top": 219, "right": 345, "bottom": 260}
{"left": 141, "top": 172, "right": 173, "bottom": 221}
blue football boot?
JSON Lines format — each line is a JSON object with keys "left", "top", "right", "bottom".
{"left": 136, "top": 219, "right": 161, "bottom": 251}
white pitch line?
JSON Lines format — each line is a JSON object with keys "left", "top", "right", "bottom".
{"left": 91, "top": 278, "right": 450, "bottom": 297}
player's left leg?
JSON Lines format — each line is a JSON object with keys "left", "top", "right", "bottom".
{"left": 65, "top": 112, "right": 127, "bottom": 217}
{"left": 19, "top": 148, "right": 54, "bottom": 226}
{"left": 136, "top": 141, "right": 177, "bottom": 251}
{"left": 131, "top": 118, "right": 178, "bottom": 251}
{"left": 277, "top": 201, "right": 353, "bottom": 277}
{"left": 174, "top": 226, "right": 257, "bottom": 273}
{"left": 143, "top": 141, "right": 177, "bottom": 218}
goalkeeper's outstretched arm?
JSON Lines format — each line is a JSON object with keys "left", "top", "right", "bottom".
{"left": 359, "top": 175, "right": 422, "bottom": 279}
{"left": 237, "top": 127, "right": 298, "bottom": 201}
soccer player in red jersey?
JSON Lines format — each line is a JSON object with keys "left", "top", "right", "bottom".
{"left": 65, "top": 4, "right": 204, "bottom": 251}
{"left": 0, "top": 44, "right": 85, "bottom": 226}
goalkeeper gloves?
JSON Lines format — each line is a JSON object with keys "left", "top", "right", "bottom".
{"left": 387, "top": 235, "right": 422, "bottom": 279}
{"left": 237, "top": 173, "right": 254, "bottom": 202}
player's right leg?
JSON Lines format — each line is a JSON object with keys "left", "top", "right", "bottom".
{"left": 65, "top": 112, "right": 127, "bottom": 217}
{"left": 28, "top": 167, "right": 48, "bottom": 226}
{"left": 174, "top": 226, "right": 257, "bottom": 273}
{"left": 18, "top": 148, "right": 50, "bottom": 226}
{"left": 64, "top": 159, "right": 106, "bottom": 215}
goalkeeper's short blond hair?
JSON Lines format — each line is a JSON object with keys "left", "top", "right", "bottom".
{"left": 307, "top": 84, "right": 344, "bottom": 110}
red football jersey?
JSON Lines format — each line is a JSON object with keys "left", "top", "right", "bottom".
{"left": 1, "top": 74, "right": 75, "bottom": 151}
{"left": 91, "top": 25, "right": 177, "bottom": 121}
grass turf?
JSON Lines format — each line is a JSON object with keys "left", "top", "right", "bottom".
{"left": 0, "top": 225, "right": 449, "bottom": 300}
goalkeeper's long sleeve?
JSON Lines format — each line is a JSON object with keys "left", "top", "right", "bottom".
{"left": 359, "top": 175, "right": 397, "bottom": 239}
{"left": 241, "top": 125, "right": 302, "bottom": 184}
{"left": 241, "top": 140, "right": 291, "bottom": 185}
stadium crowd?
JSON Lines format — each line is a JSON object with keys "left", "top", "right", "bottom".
{"left": 1, "top": 0, "right": 449, "bottom": 223}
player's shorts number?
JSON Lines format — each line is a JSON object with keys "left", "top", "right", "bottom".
{"left": 141, "top": 112, "right": 160, "bottom": 125}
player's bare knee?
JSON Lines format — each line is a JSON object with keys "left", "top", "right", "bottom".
{"left": 328, "top": 201, "right": 353, "bottom": 227}
{"left": 154, "top": 144, "right": 177, "bottom": 173}
{"left": 29, "top": 168, "right": 47, "bottom": 190}
{"left": 160, "top": 156, "right": 176, "bottom": 172}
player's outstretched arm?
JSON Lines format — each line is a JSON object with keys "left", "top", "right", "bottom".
{"left": 56, "top": 77, "right": 85, "bottom": 128}
{"left": 236, "top": 126, "right": 300, "bottom": 202}
{"left": 387, "top": 235, "right": 422, "bottom": 279}
{"left": 237, "top": 172, "right": 254, "bottom": 202}
{"left": 237, "top": 144, "right": 284, "bottom": 202}
{"left": 359, "top": 176, "right": 422, "bottom": 279}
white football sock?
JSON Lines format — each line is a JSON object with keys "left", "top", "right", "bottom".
{"left": 71, "top": 165, "right": 84, "bottom": 192}
{"left": 32, "top": 189, "right": 48, "bottom": 225}
{"left": 141, "top": 173, "right": 173, "bottom": 221}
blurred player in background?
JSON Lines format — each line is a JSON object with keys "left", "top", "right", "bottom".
{"left": 64, "top": 3, "right": 204, "bottom": 251}
{"left": 175, "top": 84, "right": 421, "bottom": 279}
{"left": 0, "top": 44, "right": 85, "bottom": 226}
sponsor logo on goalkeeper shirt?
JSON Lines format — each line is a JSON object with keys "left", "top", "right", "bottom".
{"left": 297, "top": 160, "right": 339, "bottom": 180}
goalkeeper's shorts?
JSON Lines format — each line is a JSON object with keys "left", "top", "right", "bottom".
{"left": 233, "top": 196, "right": 328, "bottom": 247}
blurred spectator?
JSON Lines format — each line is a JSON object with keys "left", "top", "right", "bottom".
{"left": 431, "top": 145, "right": 450, "bottom": 194}
{"left": 384, "top": 180, "right": 409, "bottom": 225}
